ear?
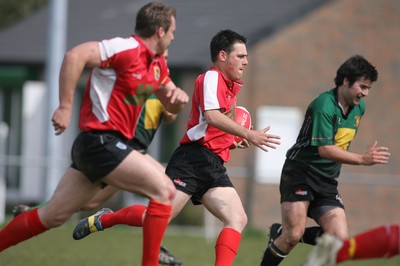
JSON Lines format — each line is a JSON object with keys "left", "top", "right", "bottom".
{"left": 218, "top": 50, "right": 227, "bottom": 62}
{"left": 343, "top": 77, "right": 349, "bottom": 87}
{"left": 157, "top": 27, "right": 165, "bottom": 38}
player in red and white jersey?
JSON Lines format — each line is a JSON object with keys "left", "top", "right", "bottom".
{"left": 67, "top": 30, "right": 281, "bottom": 266}
{"left": 0, "top": 3, "right": 189, "bottom": 265}
{"left": 180, "top": 67, "right": 243, "bottom": 162}
{"left": 79, "top": 35, "right": 172, "bottom": 139}
{"left": 166, "top": 29, "right": 281, "bottom": 265}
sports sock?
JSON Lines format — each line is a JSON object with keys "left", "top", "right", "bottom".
{"left": 141, "top": 200, "right": 171, "bottom": 266}
{"left": 0, "top": 208, "right": 48, "bottom": 252}
{"left": 100, "top": 205, "right": 146, "bottom": 228}
{"left": 215, "top": 227, "right": 242, "bottom": 266}
{"left": 300, "top": 226, "right": 324, "bottom": 245}
{"left": 337, "top": 224, "right": 400, "bottom": 263}
{"left": 260, "top": 242, "right": 286, "bottom": 266}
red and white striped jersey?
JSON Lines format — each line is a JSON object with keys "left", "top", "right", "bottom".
{"left": 180, "top": 67, "right": 242, "bottom": 162}
{"left": 79, "top": 35, "right": 171, "bottom": 139}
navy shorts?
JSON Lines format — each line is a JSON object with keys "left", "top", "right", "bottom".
{"left": 165, "top": 143, "right": 234, "bottom": 205}
{"left": 71, "top": 131, "right": 133, "bottom": 182}
{"left": 280, "top": 159, "right": 344, "bottom": 220}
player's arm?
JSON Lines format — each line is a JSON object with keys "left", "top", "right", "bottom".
{"left": 52, "top": 41, "right": 102, "bottom": 135}
{"left": 204, "top": 109, "right": 281, "bottom": 152}
{"left": 155, "top": 80, "right": 189, "bottom": 114}
{"left": 318, "top": 141, "right": 390, "bottom": 165}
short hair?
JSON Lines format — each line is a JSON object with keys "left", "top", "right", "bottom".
{"left": 334, "top": 55, "right": 378, "bottom": 87}
{"left": 135, "top": 2, "right": 176, "bottom": 38}
{"left": 210, "top": 29, "right": 247, "bottom": 63}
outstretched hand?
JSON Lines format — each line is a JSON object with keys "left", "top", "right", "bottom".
{"left": 362, "top": 141, "right": 390, "bottom": 165}
{"left": 247, "top": 126, "right": 281, "bottom": 152}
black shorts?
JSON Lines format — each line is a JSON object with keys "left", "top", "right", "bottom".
{"left": 127, "top": 138, "right": 147, "bottom": 155}
{"left": 165, "top": 143, "right": 233, "bottom": 205}
{"left": 71, "top": 131, "right": 133, "bottom": 182}
{"left": 280, "top": 159, "right": 344, "bottom": 220}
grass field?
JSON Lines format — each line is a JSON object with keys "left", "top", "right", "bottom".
{"left": 1, "top": 217, "right": 400, "bottom": 266}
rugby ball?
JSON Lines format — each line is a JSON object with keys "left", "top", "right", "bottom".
{"left": 230, "top": 106, "right": 252, "bottom": 149}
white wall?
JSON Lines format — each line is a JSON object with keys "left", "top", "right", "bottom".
{"left": 255, "top": 106, "right": 303, "bottom": 184}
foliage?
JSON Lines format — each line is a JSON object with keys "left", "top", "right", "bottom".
{"left": 0, "top": 0, "right": 47, "bottom": 29}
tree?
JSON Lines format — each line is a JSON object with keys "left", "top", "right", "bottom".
{"left": 0, "top": 0, "right": 47, "bottom": 29}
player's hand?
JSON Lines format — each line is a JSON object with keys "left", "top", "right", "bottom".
{"left": 362, "top": 141, "right": 390, "bottom": 165}
{"left": 51, "top": 106, "right": 72, "bottom": 135}
{"left": 166, "top": 87, "right": 189, "bottom": 105}
{"left": 237, "top": 139, "right": 250, "bottom": 149}
{"left": 247, "top": 126, "right": 281, "bottom": 152}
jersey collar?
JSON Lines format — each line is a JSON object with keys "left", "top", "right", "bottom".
{"left": 209, "top": 66, "right": 243, "bottom": 94}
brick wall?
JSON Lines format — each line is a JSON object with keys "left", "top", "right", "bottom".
{"left": 229, "top": 0, "right": 400, "bottom": 234}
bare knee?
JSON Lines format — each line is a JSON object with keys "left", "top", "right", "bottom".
{"left": 81, "top": 201, "right": 101, "bottom": 211}
{"left": 279, "top": 227, "right": 305, "bottom": 250}
{"left": 151, "top": 178, "right": 176, "bottom": 204}
{"left": 40, "top": 209, "right": 72, "bottom": 228}
{"left": 238, "top": 212, "right": 248, "bottom": 231}
{"left": 225, "top": 210, "right": 247, "bottom": 232}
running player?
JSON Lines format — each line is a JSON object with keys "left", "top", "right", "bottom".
{"left": 73, "top": 29, "right": 281, "bottom": 266}
{"left": 260, "top": 55, "right": 390, "bottom": 266}
{"left": 0, "top": 3, "right": 189, "bottom": 266}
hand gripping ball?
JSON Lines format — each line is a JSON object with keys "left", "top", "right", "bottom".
{"left": 230, "top": 106, "right": 252, "bottom": 149}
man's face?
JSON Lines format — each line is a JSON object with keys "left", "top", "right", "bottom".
{"left": 157, "top": 16, "right": 176, "bottom": 55}
{"left": 344, "top": 77, "right": 372, "bottom": 106}
{"left": 224, "top": 43, "right": 248, "bottom": 81}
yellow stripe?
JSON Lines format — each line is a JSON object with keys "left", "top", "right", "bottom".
{"left": 348, "top": 238, "right": 356, "bottom": 258}
{"left": 88, "top": 216, "right": 98, "bottom": 233}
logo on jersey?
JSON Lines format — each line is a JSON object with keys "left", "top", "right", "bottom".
{"left": 116, "top": 142, "right": 127, "bottom": 150}
{"left": 354, "top": 116, "right": 360, "bottom": 128}
{"left": 295, "top": 189, "right": 308, "bottom": 196}
{"left": 132, "top": 73, "right": 142, "bottom": 79}
{"left": 154, "top": 66, "right": 161, "bottom": 81}
{"left": 173, "top": 178, "right": 186, "bottom": 187}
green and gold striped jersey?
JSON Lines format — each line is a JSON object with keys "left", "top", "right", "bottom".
{"left": 286, "top": 88, "right": 365, "bottom": 179}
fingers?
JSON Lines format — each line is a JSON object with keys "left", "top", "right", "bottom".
{"left": 370, "top": 140, "right": 378, "bottom": 149}
{"left": 52, "top": 121, "right": 65, "bottom": 135}
{"left": 168, "top": 88, "right": 189, "bottom": 105}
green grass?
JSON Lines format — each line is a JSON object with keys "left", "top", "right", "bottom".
{"left": 1, "top": 218, "right": 400, "bottom": 265}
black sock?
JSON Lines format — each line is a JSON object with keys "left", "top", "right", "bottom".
{"left": 300, "top": 226, "right": 324, "bottom": 245}
{"left": 260, "top": 243, "right": 286, "bottom": 266}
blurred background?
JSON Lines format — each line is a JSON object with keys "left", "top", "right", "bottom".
{"left": 0, "top": 0, "right": 399, "bottom": 238}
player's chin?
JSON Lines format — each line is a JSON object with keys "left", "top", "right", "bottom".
{"left": 236, "top": 70, "right": 244, "bottom": 79}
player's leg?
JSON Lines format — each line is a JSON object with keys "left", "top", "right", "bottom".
{"left": 74, "top": 152, "right": 174, "bottom": 234}
{"left": 304, "top": 224, "right": 400, "bottom": 265}
{"left": 12, "top": 183, "right": 110, "bottom": 216}
{"left": 260, "top": 201, "right": 309, "bottom": 266}
{"left": 0, "top": 167, "right": 100, "bottom": 252}
{"left": 81, "top": 185, "right": 119, "bottom": 211}
{"left": 202, "top": 187, "right": 247, "bottom": 266}
{"left": 317, "top": 207, "right": 349, "bottom": 240}
{"left": 337, "top": 224, "right": 400, "bottom": 262}
{"left": 268, "top": 222, "right": 323, "bottom": 246}
{"left": 140, "top": 159, "right": 189, "bottom": 266}
{"left": 102, "top": 150, "right": 175, "bottom": 266}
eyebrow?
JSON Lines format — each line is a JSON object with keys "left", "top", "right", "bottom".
{"left": 359, "top": 83, "right": 371, "bottom": 89}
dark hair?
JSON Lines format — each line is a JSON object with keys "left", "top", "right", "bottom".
{"left": 210, "top": 29, "right": 247, "bottom": 63}
{"left": 334, "top": 55, "right": 378, "bottom": 87}
{"left": 135, "top": 2, "right": 176, "bottom": 38}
